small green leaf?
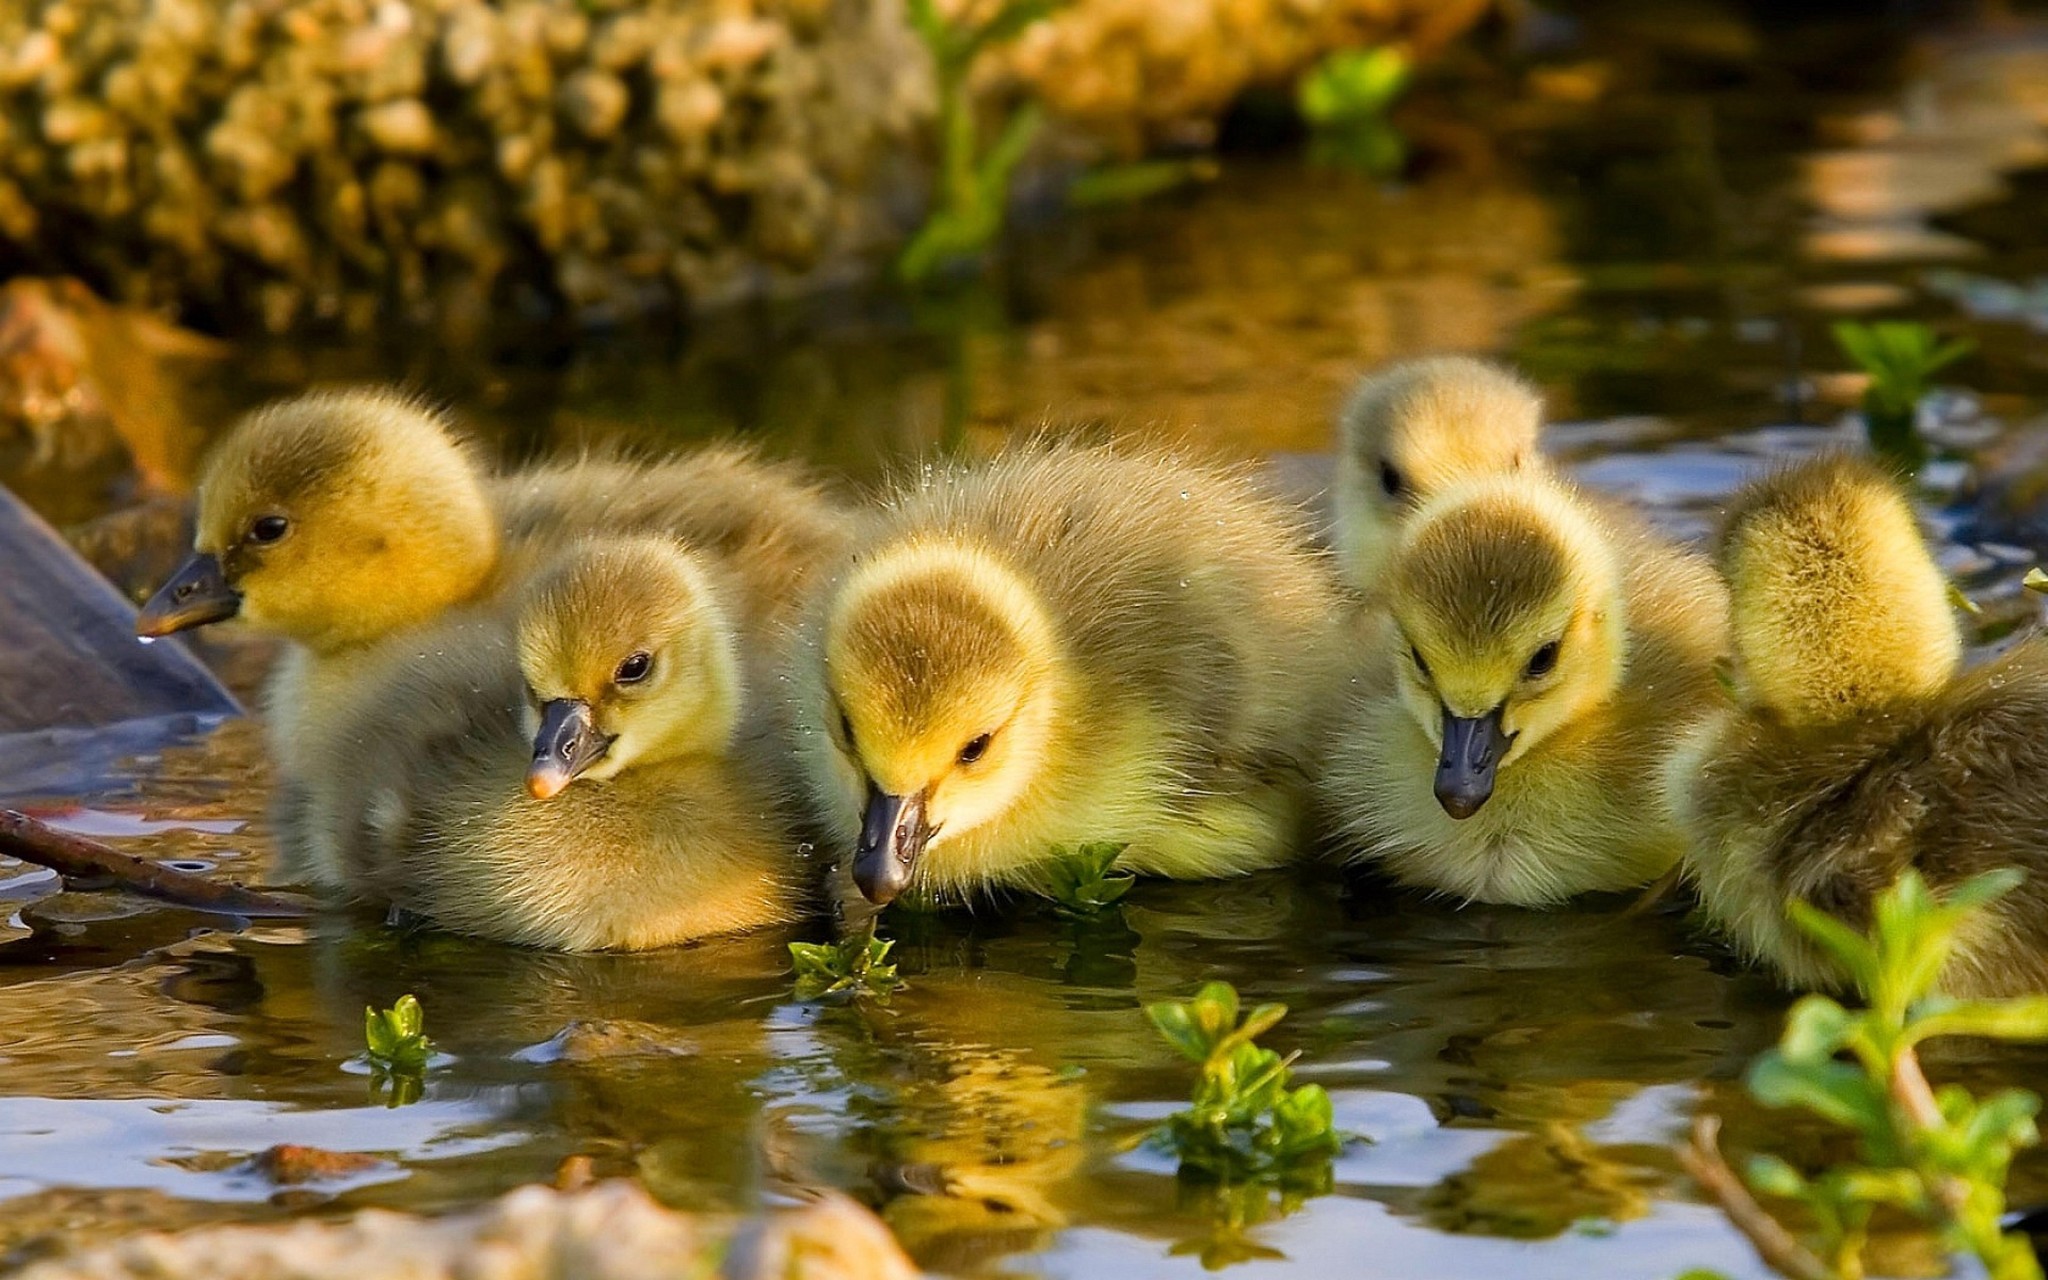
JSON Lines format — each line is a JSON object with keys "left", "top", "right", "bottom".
{"left": 1788, "top": 900, "right": 1880, "bottom": 990}
{"left": 391, "top": 995, "right": 423, "bottom": 1040}
{"left": 2023, "top": 567, "right": 2048, "bottom": 594}
{"left": 1911, "top": 997, "right": 2048, "bottom": 1045}
{"left": 788, "top": 941, "right": 836, "bottom": 979}
{"left": 1831, "top": 1165, "right": 1923, "bottom": 1209}
{"left": 1747, "top": 1052, "right": 1885, "bottom": 1130}
{"left": 1941, "top": 867, "right": 2024, "bottom": 915}
{"left": 1190, "top": 981, "right": 1242, "bottom": 1048}
{"left": 1298, "top": 46, "right": 1410, "bottom": 126}
{"left": 1948, "top": 582, "right": 1984, "bottom": 617}
{"left": 1779, "top": 996, "right": 1856, "bottom": 1063}
{"left": 1961, "top": 1089, "right": 2042, "bottom": 1154}
{"left": 1232, "top": 1003, "right": 1290, "bottom": 1049}
{"left": 1744, "top": 1153, "right": 1810, "bottom": 1199}
{"left": 1046, "top": 841, "right": 1135, "bottom": 916}
{"left": 1147, "top": 999, "right": 1211, "bottom": 1063}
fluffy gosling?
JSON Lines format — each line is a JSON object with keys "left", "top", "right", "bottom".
{"left": 1333, "top": 355, "right": 1544, "bottom": 588}
{"left": 1322, "top": 470, "right": 1728, "bottom": 906}
{"left": 136, "top": 388, "right": 847, "bottom": 778}
{"left": 789, "top": 441, "right": 1345, "bottom": 907}
{"left": 1667, "top": 453, "right": 2048, "bottom": 996}
{"left": 307, "top": 535, "right": 801, "bottom": 951}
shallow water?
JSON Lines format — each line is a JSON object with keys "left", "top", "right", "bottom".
{"left": 8, "top": 9, "right": 2048, "bottom": 1277}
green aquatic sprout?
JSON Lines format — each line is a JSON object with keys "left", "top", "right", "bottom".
{"left": 363, "top": 993, "right": 432, "bottom": 1107}
{"left": 1147, "top": 981, "right": 1346, "bottom": 1185}
{"left": 2023, "top": 567, "right": 2048, "bottom": 595}
{"left": 1046, "top": 841, "right": 1135, "bottom": 916}
{"left": 364, "top": 994, "right": 432, "bottom": 1073}
{"left": 1298, "top": 44, "right": 1410, "bottom": 177}
{"left": 790, "top": 933, "right": 902, "bottom": 1000}
{"left": 1298, "top": 45, "right": 1410, "bottom": 127}
{"left": 897, "top": 0, "right": 1061, "bottom": 283}
{"left": 1832, "top": 321, "right": 1974, "bottom": 468}
{"left": 1687, "top": 870, "right": 2048, "bottom": 1280}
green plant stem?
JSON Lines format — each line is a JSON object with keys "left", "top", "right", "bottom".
{"left": 938, "top": 65, "right": 976, "bottom": 217}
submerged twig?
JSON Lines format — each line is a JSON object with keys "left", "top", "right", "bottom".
{"left": 0, "top": 808, "right": 309, "bottom": 918}
{"left": 1623, "top": 862, "right": 1687, "bottom": 918}
{"left": 1681, "top": 1115, "right": 1832, "bottom": 1280}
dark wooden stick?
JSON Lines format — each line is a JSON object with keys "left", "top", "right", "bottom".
{"left": 0, "top": 809, "right": 309, "bottom": 919}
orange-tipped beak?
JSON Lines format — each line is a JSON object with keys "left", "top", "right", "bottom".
{"left": 136, "top": 553, "right": 240, "bottom": 637}
{"left": 526, "top": 698, "right": 608, "bottom": 800}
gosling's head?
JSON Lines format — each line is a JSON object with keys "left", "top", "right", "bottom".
{"left": 809, "top": 540, "right": 1065, "bottom": 906}
{"left": 1385, "top": 474, "right": 1628, "bottom": 818}
{"left": 136, "top": 388, "right": 496, "bottom": 654}
{"left": 1336, "top": 356, "right": 1544, "bottom": 584}
{"left": 516, "top": 536, "right": 742, "bottom": 799}
{"left": 1717, "top": 453, "right": 1961, "bottom": 729}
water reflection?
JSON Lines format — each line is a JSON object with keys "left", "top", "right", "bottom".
{"left": 11, "top": 9, "right": 2048, "bottom": 1279}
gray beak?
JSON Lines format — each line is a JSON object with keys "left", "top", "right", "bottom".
{"left": 527, "top": 698, "right": 610, "bottom": 799}
{"left": 137, "top": 553, "right": 239, "bottom": 636}
{"left": 853, "top": 783, "right": 931, "bottom": 905}
{"left": 1434, "top": 706, "right": 1513, "bottom": 819}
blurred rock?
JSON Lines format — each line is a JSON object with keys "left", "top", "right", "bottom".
{"left": 0, "top": 0, "right": 1473, "bottom": 334}
{"left": 999, "top": 0, "right": 1489, "bottom": 152}
{"left": 16, "top": 1182, "right": 917, "bottom": 1280}
{"left": 0, "top": 1, "right": 932, "bottom": 335}
{"left": 0, "top": 278, "right": 226, "bottom": 513}
{"left": 242, "top": 1144, "right": 385, "bottom": 1187}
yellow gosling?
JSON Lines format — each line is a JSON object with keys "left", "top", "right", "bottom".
{"left": 136, "top": 389, "right": 499, "bottom": 778}
{"left": 1666, "top": 453, "right": 2048, "bottom": 996}
{"left": 789, "top": 441, "right": 1345, "bottom": 907}
{"left": 135, "top": 388, "right": 850, "bottom": 784}
{"left": 306, "top": 535, "right": 801, "bottom": 952}
{"left": 1333, "top": 355, "right": 1544, "bottom": 589}
{"left": 1322, "top": 470, "right": 1728, "bottom": 906}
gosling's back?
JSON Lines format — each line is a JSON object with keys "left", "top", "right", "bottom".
{"left": 488, "top": 446, "right": 850, "bottom": 638}
{"left": 1672, "top": 453, "right": 2048, "bottom": 995}
{"left": 1676, "top": 643, "right": 2048, "bottom": 995}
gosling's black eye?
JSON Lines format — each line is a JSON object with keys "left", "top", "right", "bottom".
{"left": 1410, "top": 646, "right": 1431, "bottom": 680}
{"left": 1379, "top": 460, "right": 1406, "bottom": 499}
{"left": 1525, "top": 640, "right": 1561, "bottom": 680}
{"left": 613, "top": 651, "right": 653, "bottom": 685}
{"left": 246, "top": 515, "right": 289, "bottom": 544}
{"left": 958, "top": 733, "right": 992, "bottom": 765}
